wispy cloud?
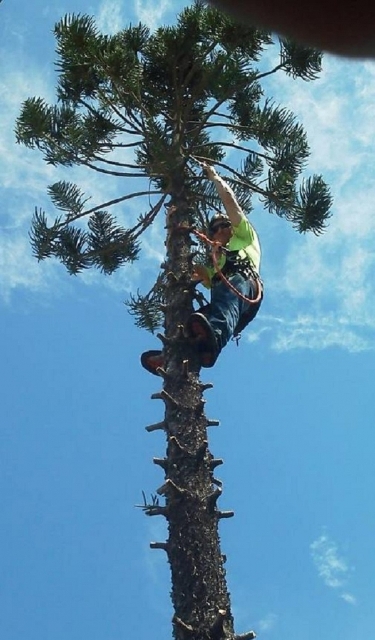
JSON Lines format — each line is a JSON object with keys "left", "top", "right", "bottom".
{"left": 341, "top": 593, "right": 357, "bottom": 606}
{"left": 258, "top": 613, "right": 278, "bottom": 632}
{"left": 253, "top": 312, "right": 375, "bottom": 353}
{"left": 0, "top": 50, "right": 58, "bottom": 302}
{"left": 134, "top": 0, "right": 172, "bottom": 31}
{"left": 96, "top": 0, "right": 125, "bottom": 34}
{"left": 311, "top": 533, "right": 349, "bottom": 588}
{"left": 253, "top": 55, "right": 375, "bottom": 352}
{"left": 0, "top": 39, "right": 160, "bottom": 304}
{"left": 0, "top": 59, "right": 55, "bottom": 200}
{"left": 0, "top": 234, "right": 57, "bottom": 303}
{"left": 310, "top": 532, "right": 356, "bottom": 604}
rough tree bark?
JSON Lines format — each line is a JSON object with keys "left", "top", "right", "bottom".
{"left": 146, "top": 185, "right": 239, "bottom": 640}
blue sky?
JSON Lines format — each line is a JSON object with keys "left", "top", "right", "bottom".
{"left": 1, "top": 1, "right": 375, "bottom": 639}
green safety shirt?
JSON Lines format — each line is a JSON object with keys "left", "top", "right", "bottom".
{"left": 205, "top": 216, "right": 261, "bottom": 288}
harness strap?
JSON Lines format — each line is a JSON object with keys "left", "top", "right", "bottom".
{"left": 211, "top": 244, "right": 263, "bottom": 305}
{"left": 192, "top": 227, "right": 262, "bottom": 305}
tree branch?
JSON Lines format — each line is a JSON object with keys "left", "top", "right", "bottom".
{"left": 95, "top": 87, "right": 144, "bottom": 135}
{"left": 92, "top": 154, "right": 145, "bottom": 169}
{"left": 131, "top": 194, "right": 167, "bottom": 238}
{"left": 253, "top": 63, "right": 284, "bottom": 81}
{"left": 79, "top": 97, "right": 134, "bottom": 136}
{"left": 197, "top": 140, "right": 272, "bottom": 162}
{"left": 80, "top": 159, "right": 145, "bottom": 178}
{"left": 55, "top": 190, "right": 162, "bottom": 228}
{"left": 191, "top": 154, "right": 265, "bottom": 197}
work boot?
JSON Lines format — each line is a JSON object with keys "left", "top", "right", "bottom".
{"left": 140, "top": 350, "right": 164, "bottom": 376}
{"left": 186, "top": 312, "right": 219, "bottom": 368}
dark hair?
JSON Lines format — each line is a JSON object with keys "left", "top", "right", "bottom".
{"left": 208, "top": 213, "right": 230, "bottom": 234}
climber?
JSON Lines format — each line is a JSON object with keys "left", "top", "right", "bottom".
{"left": 141, "top": 163, "right": 263, "bottom": 375}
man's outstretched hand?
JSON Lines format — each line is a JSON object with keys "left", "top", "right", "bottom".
{"left": 200, "top": 162, "right": 218, "bottom": 182}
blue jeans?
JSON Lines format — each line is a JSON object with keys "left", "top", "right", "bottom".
{"left": 205, "top": 274, "right": 260, "bottom": 352}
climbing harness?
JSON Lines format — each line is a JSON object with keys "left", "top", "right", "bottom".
{"left": 191, "top": 227, "right": 263, "bottom": 341}
{"left": 192, "top": 228, "right": 263, "bottom": 306}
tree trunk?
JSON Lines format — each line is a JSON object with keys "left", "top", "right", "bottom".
{"left": 148, "top": 185, "right": 235, "bottom": 640}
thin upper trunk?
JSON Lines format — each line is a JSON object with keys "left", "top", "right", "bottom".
{"left": 147, "top": 178, "right": 235, "bottom": 640}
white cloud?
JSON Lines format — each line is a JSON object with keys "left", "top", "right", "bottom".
{"left": 0, "top": 41, "right": 157, "bottom": 303}
{"left": 0, "top": 54, "right": 58, "bottom": 302}
{"left": 254, "top": 56, "right": 375, "bottom": 352}
{"left": 310, "top": 532, "right": 356, "bottom": 604}
{"left": 265, "top": 314, "right": 372, "bottom": 353}
{"left": 96, "top": 0, "right": 125, "bottom": 34}
{"left": 0, "top": 235, "right": 58, "bottom": 303}
{"left": 0, "top": 60, "right": 55, "bottom": 201}
{"left": 266, "top": 55, "right": 375, "bottom": 182}
{"left": 258, "top": 613, "right": 278, "bottom": 632}
{"left": 310, "top": 533, "right": 349, "bottom": 588}
{"left": 264, "top": 189, "right": 375, "bottom": 352}
{"left": 341, "top": 593, "right": 357, "bottom": 606}
{"left": 134, "top": 0, "right": 172, "bottom": 31}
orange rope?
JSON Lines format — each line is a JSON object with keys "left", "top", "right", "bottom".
{"left": 192, "top": 229, "right": 262, "bottom": 305}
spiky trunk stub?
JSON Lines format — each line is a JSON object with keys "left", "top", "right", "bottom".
{"left": 148, "top": 191, "right": 235, "bottom": 640}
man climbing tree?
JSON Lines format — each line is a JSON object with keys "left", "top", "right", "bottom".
{"left": 15, "top": 3, "right": 332, "bottom": 639}
{"left": 141, "top": 161, "right": 263, "bottom": 374}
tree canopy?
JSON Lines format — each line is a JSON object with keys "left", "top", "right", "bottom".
{"left": 16, "top": 1, "right": 332, "bottom": 291}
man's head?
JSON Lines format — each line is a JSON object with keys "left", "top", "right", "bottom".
{"left": 208, "top": 213, "right": 232, "bottom": 244}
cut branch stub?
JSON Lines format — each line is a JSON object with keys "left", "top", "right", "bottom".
{"left": 153, "top": 457, "right": 168, "bottom": 469}
{"left": 150, "top": 541, "right": 168, "bottom": 551}
{"left": 144, "top": 505, "right": 169, "bottom": 517}
{"left": 157, "top": 332, "right": 173, "bottom": 346}
{"left": 151, "top": 392, "right": 164, "bottom": 400}
{"left": 145, "top": 420, "right": 166, "bottom": 432}
{"left": 151, "top": 390, "right": 180, "bottom": 407}
{"left": 210, "top": 458, "right": 224, "bottom": 469}
{"left": 200, "top": 382, "right": 214, "bottom": 391}
{"left": 207, "top": 418, "right": 220, "bottom": 427}
{"left": 217, "top": 510, "right": 235, "bottom": 519}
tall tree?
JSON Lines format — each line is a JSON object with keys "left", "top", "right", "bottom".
{"left": 16, "top": 3, "right": 332, "bottom": 639}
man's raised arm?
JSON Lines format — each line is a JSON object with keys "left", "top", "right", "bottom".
{"left": 202, "top": 163, "right": 244, "bottom": 227}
